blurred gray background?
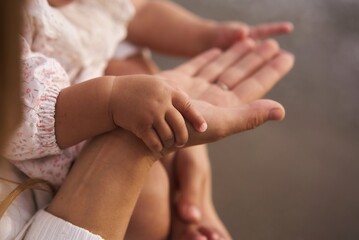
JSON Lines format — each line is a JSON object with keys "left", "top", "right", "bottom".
{"left": 154, "top": 0, "right": 359, "bottom": 239}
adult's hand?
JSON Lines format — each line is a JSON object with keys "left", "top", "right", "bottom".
{"left": 159, "top": 38, "right": 294, "bottom": 109}
{"left": 171, "top": 145, "right": 232, "bottom": 240}
{"left": 159, "top": 39, "right": 294, "bottom": 239}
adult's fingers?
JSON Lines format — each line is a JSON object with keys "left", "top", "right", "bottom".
{"left": 217, "top": 39, "right": 280, "bottom": 89}
{"left": 228, "top": 99, "right": 285, "bottom": 134}
{"left": 198, "top": 226, "right": 224, "bottom": 240}
{"left": 175, "top": 48, "right": 222, "bottom": 76}
{"left": 196, "top": 39, "right": 255, "bottom": 83}
{"left": 176, "top": 160, "right": 204, "bottom": 223}
{"left": 175, "top": 146, "right": 208, "bottom": 223}
{"left": 193, "top": 99, "right": 286, "bottom": 143}
{"left": 232, "top": 51, "right": 295, "bottom": 103}
{"left": 249, "top": 22, "right": 294, "bottom": 39}
{"left": 179, "top": 230, "right": 208, "bottom": 240}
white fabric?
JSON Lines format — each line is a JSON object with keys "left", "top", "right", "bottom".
{"left": 18, "top": 210, "right": 103, "bottom": 240}
{"left": 1, "top": 0, "right": 135, "bottom": 239}
{"left": 4, "top": 0, "right": 134, "bottom": 187}
{"left": 0, "top": 160, "right": 103, "bottom": 240}
{"left": 113, "top": 41, "right": 143, "bottom": 59}
{"left": 0, "top": 160, "right": 37, "bottom": 240}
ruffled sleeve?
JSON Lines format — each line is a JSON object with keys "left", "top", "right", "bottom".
{"left": 3, "top": 37, "right": 69, "bottom": 161}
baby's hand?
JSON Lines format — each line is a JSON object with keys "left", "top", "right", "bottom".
{"left": 210, "top": 21, "right": 293, "bottom": 50}
{"left": 109, "top": 75, "right": 207, "bottom": 154}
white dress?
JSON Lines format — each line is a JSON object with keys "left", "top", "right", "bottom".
{"left": 4, "top": 0, "right": 135, "bottom": 187}
{"left": 0, "top": 0, "right": 135, "bottom": 239}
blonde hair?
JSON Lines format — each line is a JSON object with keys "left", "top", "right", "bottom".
{"left": 0, "top": 1, "right": 53, "bottom": 218}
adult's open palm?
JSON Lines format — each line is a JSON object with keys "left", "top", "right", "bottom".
{"left": 158, "top": 39, "right": 294, "bottom": 142}
{"left": 160, "top": 39, "right": 293, "bottom": 107}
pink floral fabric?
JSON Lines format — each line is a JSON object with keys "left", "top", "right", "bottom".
{"left": 3, "top": 0, "right": 134, "bottom": 188}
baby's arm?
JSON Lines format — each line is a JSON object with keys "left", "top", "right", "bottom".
{"left": 56, "top": 75, "right": 207, "bottom": 153}
{"left": 128, "top": 0, "right": 215, "bottom": 56}
{"left": 128, "top": 0, "right": 292, "bottom": 57}
{"left": 11, "top": 38, "right": 205, "bottom": 158}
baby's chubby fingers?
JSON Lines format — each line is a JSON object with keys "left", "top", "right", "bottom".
{"left": 153, "top": 119, "right": 175, "bottom": 149}
{"left": 172, "top": 89, "right": 208, "bottom": 133}
{"left": 165, "top": 108, "right": 189, "bottom": 147}
{"left": 140, "top": 128, "right": 164, "bottom": 154}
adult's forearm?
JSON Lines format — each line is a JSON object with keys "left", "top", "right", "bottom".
{"left": 55, "top": 76, "right": 116, "bottom": 149}
{"left": 128, "top": 0, "right": 215, "bottom": 57}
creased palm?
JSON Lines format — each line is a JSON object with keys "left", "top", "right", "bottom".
{"left": 160, "top": 38, "right": 294, "bottom": 107}
{"left": 158, "top": 39, "right": 294, "bottom": 144}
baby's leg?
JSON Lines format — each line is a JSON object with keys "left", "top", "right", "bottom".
{"left": 124, "top": 161, "right": 171, "bottom": 239}
{"left": 106, "top": 55, "right": 172, "bottom": 239}
{"left": 103, "top": 51, "right": 283, "bottom": 239}
{"left": 47, "top": 129, "right": 157, "bottom": 240}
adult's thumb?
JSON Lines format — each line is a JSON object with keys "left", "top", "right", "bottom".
{"left": 226, "top": 99, "right": 285, "bottom": 134}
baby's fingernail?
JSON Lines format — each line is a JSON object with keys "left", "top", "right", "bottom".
{"left": 285, "top": 22, "right": 294, "bottom": 31}
{"left": 198, "top": 122, "right": 208, "bottom": 132}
